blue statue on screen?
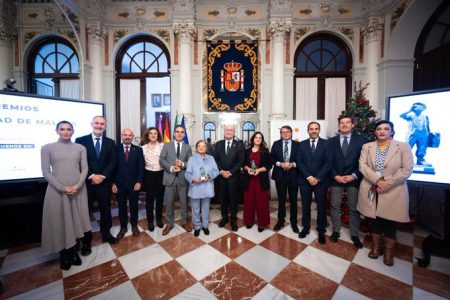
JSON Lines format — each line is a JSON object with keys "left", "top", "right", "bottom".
{"left": 400, "top": 102, "right": 432, "bottom": 168}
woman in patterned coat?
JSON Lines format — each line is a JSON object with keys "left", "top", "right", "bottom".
{"left": 357, "top": 120, "right": 413, "bottom": 266}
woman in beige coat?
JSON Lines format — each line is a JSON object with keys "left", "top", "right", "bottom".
{"left": 357, "top": 120, "right": 413, "bottom": 266}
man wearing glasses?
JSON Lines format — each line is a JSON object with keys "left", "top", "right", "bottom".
{"left": 270, "top": 125, "right": 300, "bottom": 233}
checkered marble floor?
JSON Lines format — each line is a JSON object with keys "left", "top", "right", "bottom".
{"left": 0, "top": 200, "right": 449, "bottom": 300}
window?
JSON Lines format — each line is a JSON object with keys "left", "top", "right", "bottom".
{"left": 204, "top": 122, "right": 216, "bottom": 142}
{"left": 294, "top": 33, "right": 352, "bottom": 119}
{"left": 242, "top": 121, "right": 255, "bottom": 146}
{"left": 116, "top": 36, "right": 170, "bottom": 140}
{"left": 120, "top": 41, "right": 168, "bottom": 74}
{"left": 27, "top": 37, "right": 79, "bottom": 97}
{"left": 296, "top": 36, "right": 350, "bottom": 73}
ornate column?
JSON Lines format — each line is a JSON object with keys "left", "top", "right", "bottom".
{"left": 87, "top": 20, "right": 106, "bottom": 101}
{"left": 173, "top": 20, "right": 195, "bottom": 133}
{"left": 268, "top": 19, "right": 291, "bottom": 119}
{"left": 362, "top": 16, "right": 384, "bottom": 111}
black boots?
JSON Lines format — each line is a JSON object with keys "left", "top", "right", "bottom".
{"left": 59, "top": 246, "right": 83, "bottom": 271}
{"left": 70, "top": 246, "right": 82, "bottom": 266}
{"left": 59, "top": 231, "right": 92, "bottom": 271}
{"left": 59, "top": 249, "right": 72, "bottom": 271}
{"left": 81, "top": 231, "right": 93, "bottom": 256}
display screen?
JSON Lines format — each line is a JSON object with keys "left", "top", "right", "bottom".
{"left": 0, "top": 92, "right": 104, "bottom": 182}
{"left": 387, "top": 88, "right": 450, "bottom": 188}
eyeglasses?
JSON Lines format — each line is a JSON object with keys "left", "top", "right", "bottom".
{"left": 281, "top": 131, "right": 291, "bottom": 134}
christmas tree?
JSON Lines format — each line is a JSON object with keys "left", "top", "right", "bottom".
{"left": 340, "top": 81, "right": 379, "bottom": 141}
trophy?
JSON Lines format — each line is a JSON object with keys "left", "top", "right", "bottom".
{"left": 251, "top": 160, "right": 256, "bottom": 175}
{"left": 200, "top": 166, "right": 206, "bottom": 181}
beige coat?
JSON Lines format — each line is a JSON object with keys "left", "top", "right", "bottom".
{"left": 357, "top": 140, "right": 413, "bottom": 223}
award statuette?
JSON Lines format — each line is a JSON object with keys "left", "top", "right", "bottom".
{"left": 200, "top": 166, "right": 206, "bottom": 181}
{"left": 251, "top": 160, "right": 256, "bottom": 175}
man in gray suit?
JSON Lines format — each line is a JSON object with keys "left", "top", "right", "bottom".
{"left": 159, "top": 125, "right": 193, "bottom": 235}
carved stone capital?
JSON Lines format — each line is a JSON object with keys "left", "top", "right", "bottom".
{"left": 173, "top": 20, "right": 195, "bottom": 42}
{"left": 87, "top": 21, "right": 106, "bottom": 42}
{"left": 362, "top": 16, "right": 384, "bottom": 42}
{"left": 268, "top": 19, "right": 291, "bottom": 40}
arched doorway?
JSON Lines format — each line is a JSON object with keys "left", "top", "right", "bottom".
{"left": 414, "top": 1, "right": 450, "bottom": 91}
{"left": 293, "top": 32, "right": 352, "bottom": 136}
{"left": 115, "top": 35, "right": 170, "bottom": 142}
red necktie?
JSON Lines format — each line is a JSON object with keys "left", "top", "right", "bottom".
{"left": 125, "top": 146, "right": 129, "bottom": 161}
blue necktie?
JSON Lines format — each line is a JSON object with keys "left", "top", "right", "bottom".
{"left": 95, "top": 138, "right": 101, "bottom": 158}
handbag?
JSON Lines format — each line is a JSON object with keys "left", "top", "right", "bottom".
{"left": 428, "top": 132, "right": 440, "bottom": 148}
{"left": 426, "top": 116, "right": 440, "bottom": 148}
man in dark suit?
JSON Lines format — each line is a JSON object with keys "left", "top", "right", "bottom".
{"left": 213, "top": 124, "right": 245, "bottom": 231}
{"left": 159, "top": 125, "right": 192, "bottom": 235}
{"left": 329, "top": 116, "right": 366, "bottom": 248}
{"left": 75, "top": 116, "right": 118, "bottom": 245}
{"left": 296, "top": 122, "right": 332, "bottom": 244}
{"left": 270, "top": 125, "right": 300, "bottom": 233}
{"left": 112, "top": 128, "right": 145, "bottom": 240}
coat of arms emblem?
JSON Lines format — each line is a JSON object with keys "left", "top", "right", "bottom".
{"left": 220, "top": 61, "right": 244, "bottom": 92}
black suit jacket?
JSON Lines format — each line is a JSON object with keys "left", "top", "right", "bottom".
{"left": 296, "top": 137, "right": 332, "bottom": 185}
{"left": 329, "top": 133, "right": 367, "bottom": 187}
{"left": 270, "top": 139, "right": 300, "bottom": 186}
{"left": 213, "top": 139, "right": 245, "bottom": 178}
{"left": 113, "top": 143, "right": 145, "bottom": 189}
{"left": 242, "top": 148, "right": 272, "bottom": 190}
{"left": 75, "top": 134, "right": 117, "bottom": 182}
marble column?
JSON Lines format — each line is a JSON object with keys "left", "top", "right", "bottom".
{"left": 173, "top": 20, "right": 195, "bottom": 138}
{"left": 87, "top": 21, "right": 106, "bottom": 102}
{"left": 362, "top": 16, "right": 384, "bottom": 112}
{"left": 268, "top": 19, "right": 291, "bottom": 119}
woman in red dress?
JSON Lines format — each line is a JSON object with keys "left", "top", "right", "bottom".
{"left": 243, "top": 132, "right": 273, "bottom": 232}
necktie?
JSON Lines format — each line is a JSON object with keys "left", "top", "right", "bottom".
{"left": 226, "top": 141, "right": 231, "bottom": 155}
{"left": 311, "top": 139, "right": 316, "bottom": 154}
{"left": 95, "top": 137, "right": 100, "bottom": 158}
{"left": 342, "top": 136, "right": 349, "bottom": 156}
{"left": 125, "top": 145, "right": 129, "bottom": 161}
{"left": 283, "top": 141, "right": 289, "bottom": 162}
{"left": 176, "top": 142, "right": 180, "bottom": 158}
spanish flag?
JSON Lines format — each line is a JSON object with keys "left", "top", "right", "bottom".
{"left": 163, "top": 114, "right": 171, "bottom": 142}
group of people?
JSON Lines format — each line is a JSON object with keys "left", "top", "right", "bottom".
{"left": 41, "top": 115, "right": 413, "bottom": 271}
